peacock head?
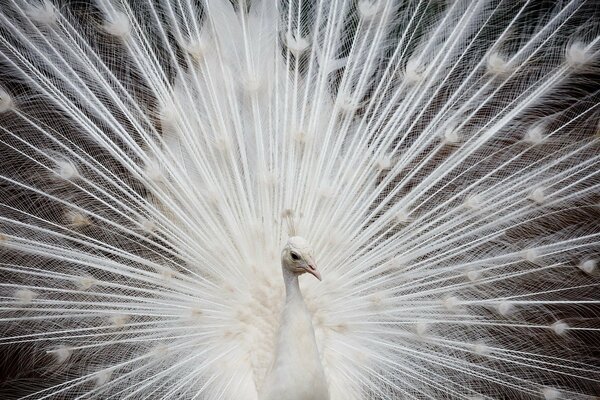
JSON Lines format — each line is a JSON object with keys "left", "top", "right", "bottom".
{"left": 282, "top": 236, "right": 321, "bottom": 281}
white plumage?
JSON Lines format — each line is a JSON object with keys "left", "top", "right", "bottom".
{"left": 259, "top": 236, "right": 328, "bottom": 400}
{"left": 0, "top": 0, "right": 599, "bottom": 399}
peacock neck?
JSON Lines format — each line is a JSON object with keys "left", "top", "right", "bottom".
{"left": 258, "top": 262, "right": 330, "bottom": 399}
{"left": 282, "top": 267, "right": 303, "bottom": 304}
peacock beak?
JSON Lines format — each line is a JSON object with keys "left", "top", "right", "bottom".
{"left": 306, "top": 264, "right": 321, "bottom": 281}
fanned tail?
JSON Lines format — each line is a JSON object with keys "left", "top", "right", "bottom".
{"left": 0, "top": 1, "right": 598, "bottom": 399}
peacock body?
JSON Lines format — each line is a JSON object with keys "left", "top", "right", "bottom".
{"left": 0, "top": 0, "right": 599, "bottom": 399}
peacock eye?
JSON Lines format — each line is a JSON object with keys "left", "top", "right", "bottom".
{"left": 290, "top": 252, "right": 300, "bottom": 261}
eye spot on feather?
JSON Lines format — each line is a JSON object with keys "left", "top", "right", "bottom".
{"left": 293, "top": 130, "right": 312, "bottom": 145}
{"left": 524, "top": 125, "right": 545, "bottom": 145}
{"left": 404, "top": 57, "right": 425, "bottom": 83}
{"left": 109, "top": 314, "right": 130, "bottom": 328}
{"left": 15, "top": 288, "right": 37, "bottom": 304}
{"left": 375, "top": 155, "right": 392, "bottom": 171}
{"left": 94, "top": 368, "right": 113, "bottom": 387}
{"left": 144, "top": 161, "right": 164, "bottom": 182}
{"left": 464, "top": 194, "right": 482, "bottom": 210}
{"left": 541, "top": 387, "right": 561, "bottom": 400}
{"left": 103, "top": 12, "right": 131, "bottom": 38}
{"left": 284, "top": 32, "right": 310, "bottom": 56}
{"left": 528, "top": 187, "right": 546, "bottom": 204}
{"left": 0, "top": 89, "right": 12, "bottom": 113}
{"left": 47, "top": 345, "right": 72, "bottom": 364}
{"left": 155, "top": 267, "right": 174, "bottom": 282}
{"left": 281, "top": 208, "right": 294, "bottom": 218}
{"left": 26, "top": 0, "right": 57, "bottom": 25}
{"left": 578, "top": 259, "right": 596, "bottom": 274}
{"left": 565, "top": 41, "right": 590, "bottom": 67}
{"left": 495, "top": 301, "right": 514, "bottom": 317}
{"left": 138, "top": 217, "right": 156, "bottom": 233}
{"left": 465, "top": 268, "right": 482, "bottom": 283}
{"left": 368, "top": 293, "right": 385, "bottom": 311}
{"left": 442, "top": 295, "right": 459, "bottom": 311}
{"left": 55, "top": 160, "right": 80, "bottom": 180}
{"left": 442, "top": 122, "right": 461, "bottom": 144}
{"left": 76, "top": 276, "right": 97, "bottom": 290}
{"left": 336, "top": 94, "right": 361, "bottom": 113}
{"left": 149, "top": 343, "right": 171, "bottom": 358}
{"left": 414, "top": 321, "right": 429, "bottom": 337}
{"left": 522, "top": 248, "right": 540, "bottom": 264}
{"left": 551, "top": 320, "right": 569, "bottom": 336}
{"left": 329, "top": 323, "right": 349, "bottom": 334}
{"left": 486, "top": 52, "right": 511, "bottom": 75}
{"left": 149, "top": 344, "right": 171, "bottom": 359}
{"left": 186, "top": 307, "right": 203, "bottom": 321}
{"left": 358, "top": 1, "right": 382, "bottom": 20}
{"left": 394, "top": 209, "right": 412, "bottom": 224}
{"left": 472, "top": 341, "right": 490, "bottom": 356}
{"left": 182, "top": 38, "right": 207, "bottom": 61}
{"left": 159, "top": 103, "right": 178, "bottom": 126}
{"left": 66, "top": 210, "right": 91, "bottom": 229}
